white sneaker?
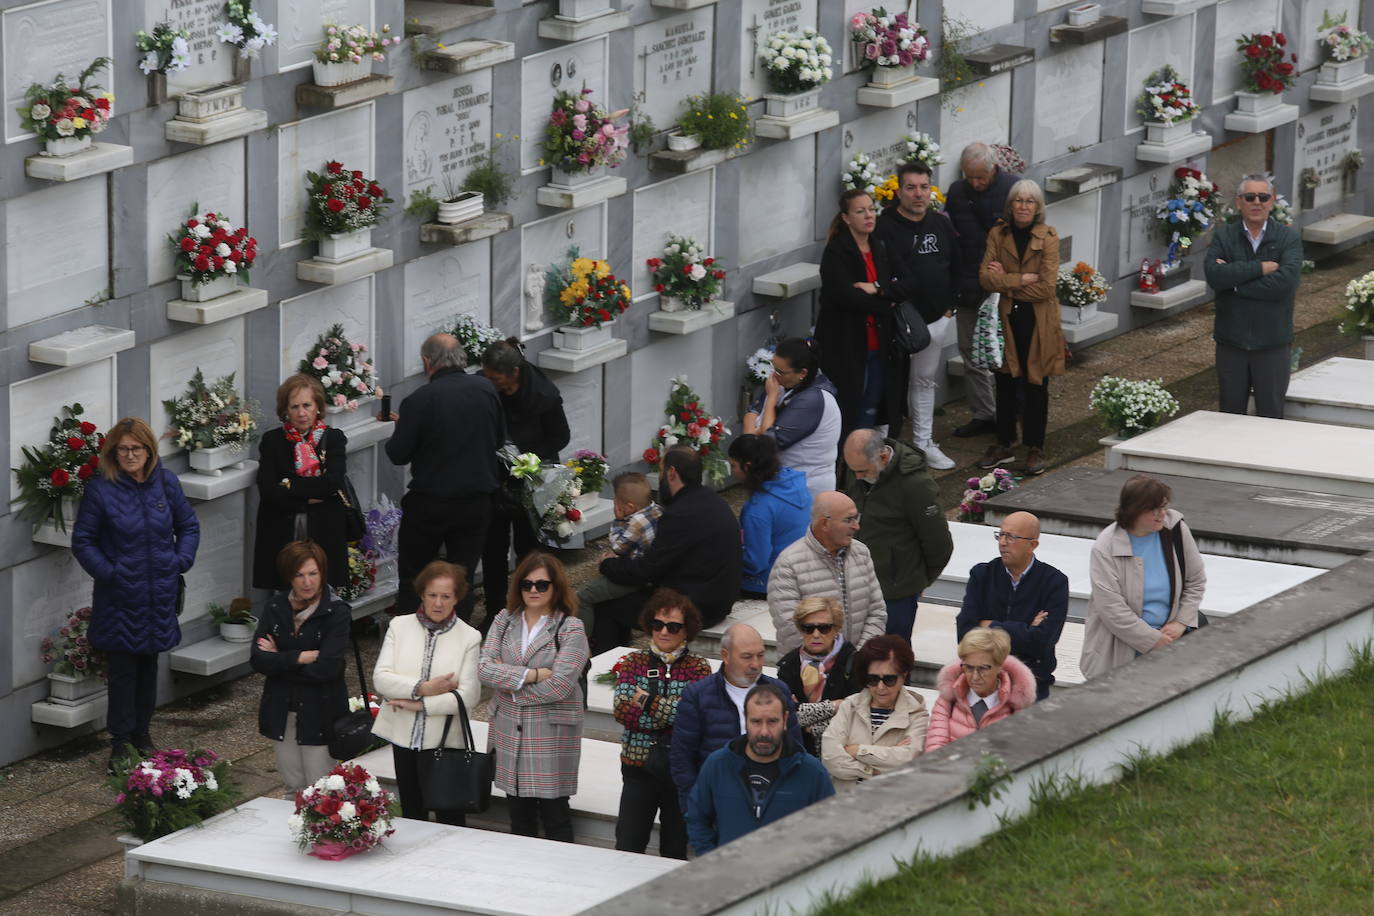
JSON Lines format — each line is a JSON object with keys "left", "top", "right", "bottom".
{"left": 922, "top": 442, "right": 956, "bottom": 470}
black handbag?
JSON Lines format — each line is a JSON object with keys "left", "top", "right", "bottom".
{"left": 318, "top": 438, "right": 367, "bottom": 542}
{"left": 328, "top": 634, "right": 377, "bottom": 760}
{"left": 417, "top": 690, "right": 495, "bottom": 813}
{"left": 891, "top": 300, "right": 932, "bottom": 356}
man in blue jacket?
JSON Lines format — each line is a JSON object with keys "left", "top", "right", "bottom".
{"left": 955, "top": 512, "right": 1068, "bottom": 701}
{"left": 686, "top": 683, "right": 834, "bottom": 855}
{"left": 670, "top": 624, "right": 802, "bottom": 811}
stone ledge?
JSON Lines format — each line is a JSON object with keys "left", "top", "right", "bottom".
{"left": 421, "top": 39, "right": 514, "bottom": 74}
{"left": 1142, "top": 0, "right": 1215, "bottom": 14}
{"left": 1129, "top": 279, "right": 1209, "bottom": 310}
{"left": 752, "top": 262, "right": 820, "bottom": 298}
{"left": 1045, "top": 163, "right": 1121, "bottom": 196}
{"left": 168, "top": 637, "right": 250, "bottom": 676}
{"left": 648, "top": 144, "right": 746, "bottom": 174}
{"left": 296, "top": 248, "right": 394, "bottom": 285}
{"left": 536, "top": 338, "right": 627, "bottom": 373}
{"left": 1049, "top": 15, "right": 1128, "bottom": 44}
{"left": 1310, "top": 73, "right": 1374, "bottom": 103}
{"left": 1061, "top": 309, "right": 1119, "bottom": 344}
{"left": 167, "top": 287, "right": 269, "bottom": 325}
{"left": 651, "top": 0, "right": 716, "bottom": 8}
{"left": 32, "top": 696, "right": 106, "bottom": 728}
{"left": 1301, "top": 213, "right": 1374, "bottom": 245}
{"left": 647, "top": 300, "right": 736, "bottom": 335}
{"left": 1223, "top": 102, "right": 1299, "bottom": 134}
{"left": 420, "top": 212, "right": 514, "bottom": 244}
{"left": 856, "top": 76, "right": 939, "bottom": 108}
{"left": 179, "top": 461, "right": 258, "bottom": 501}
{"left": 535, "top": 176, "right": 627, "bottom": 209}
{"left": 336, "top": 418, "right": 395, "bottom": 450}
{"left": 295, "top": 75, "right": 394, "bottom": 110}
{"left": 1135, "top": 130, "right": 1213, "bottom": 164}
{"left": 25, "top": 143, "right": 132, "bottom": 182}
{"left": 753, "top": 107, "right": 839, "bottom": 141}
{"left": 964, "top": 43, "right": 1035, "bottom": 76}
{"left": 537, "top": 10, "right": 630, "bottom": 41}
{"left": 165, "top": 108, "right": 267, "bottom": 146}
{"left": 29, "top": 325, "right": 135, "bottom": 367}
{"left": 403, "top": 1, "right": 497, "bottom": 36}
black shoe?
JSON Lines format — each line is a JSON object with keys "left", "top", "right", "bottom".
{"left": 132, "top": 733, "right": 155, "bottom": 756}
{"left": 108, "top": 741, "right": 134, "bottom": 776}
{"left": 953, "top": 418, "right": 997, "bottom": 438}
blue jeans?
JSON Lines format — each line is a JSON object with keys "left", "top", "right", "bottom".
{"left": 884, "top": 595, "right": 920, "bottom": 641}
{"left": 860, "top": 349, "right": 884, "bottom": 428}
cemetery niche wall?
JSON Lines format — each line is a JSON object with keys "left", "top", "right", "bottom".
{"left": 0, "top": 0, "right": 1370, "bottom": 766}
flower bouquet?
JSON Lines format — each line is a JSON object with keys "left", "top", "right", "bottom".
{"left": 841, "top": 151, "right": 882, "bottom": 194}
{"left": 542, "top": 87, "right": 628, "bottom": 177}
{"left": 135, "top": 23, "right": 191, "bottom": 75}
{"left": 13, "top": 403, "right": 104, "bottom": 533}
{"left": 746, "top": 348, "right": 775, "bottom": 388}
{"left": 958, "top": 469, "right": 1015, "bottom": 523}
{"left": 298, "top": 323, "right": 381, "bottom": 411}
{"left": 1155, "top": 166, "right": 1217, "bottom": 265}
{"left": 218, "top": 0, "right": 278, "bottom": 58}
{"left": 163, "top": 369, "right": 259, "bottom": 457}
{"left": 506, "top": 449, "right": 583, "bottom": 543}
{"left": 897, "top": 131, "right": 944, "bottom": 168}
{"left": 361, "top": 494, "right": 402, "bottom": 592}
{"left": 446, "top": 313, "right": 504, "bottom": 367}
{"left": 544, "top": 246, "right": 632, "bottom": 329}
{"left": 109, "top": 748, "right": 238, "bottom": 841}
{"left": 1323, "top": 23, "right": 1374, "bottom": 63}
{"left": 676, "top": 91, "right": 752, "bottom": 151}
{"left": 566, "top": 450, "right": 609, "bottom": 499}
{"left": 643, "top": 376, "right": 730, "bottom": 484}
{"left": 41, "top": 606, "right": 105, "bottom": 680}
{"left": 991, "top": 143, "right": 1027, "bottom": 175}
{"left": 1089, "top": 377, "right": 1180, "bottom": 437}
{"left": 1056, "top": 262, "right": 1110, "bottom": 308}
{"left": 647, "top": 236, "right": 725, "bottom": 311}
{"left": 348, "top": 693, "right": 382, "bottom": 717}
{"left": 760, "top": 29, "right": 835, "bottom": 96}
{"left": 289, "top": 763, "right": 397, "bottom": 860}
{"left": 849, "top": 8, "right": 929, "bottom": 83}
{"left": 313, "top": 23, "right": 392, "bottom": 86}
{"left": 1236, "top": 31, "right": 1297, "bottom": 94}
{"left": 18, "top": 57, "right": 114, "bottom": 156}
{"left": 337, "top": 545, "right": 378, "bottom": 601}
{"left": 1136, "top": 65, "right": 1201, "bottom": 125}
{"left": 303, "top": 161, "right": 391, "bottom": 246}
{"left": 1339, "top": 270, "right": 1374, "bottom": 337}
{"left": 170, "top": 209, "right": 258, "bottom": 299}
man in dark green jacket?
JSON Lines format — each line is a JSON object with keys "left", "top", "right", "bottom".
{"left": 1203, "top": 174, "right": 1303, "bottom": 418}
{"left": 840, "top": 429, "right": 954, "bottom": 641}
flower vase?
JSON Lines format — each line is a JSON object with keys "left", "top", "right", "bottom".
{"left": 1300, "top": 185, "right": 1316, "bottom": 210}
{"left": 47, "top": 672, "right": 107, "bottom": 704}
{"left": 1234, "top": 90, "right": 1282, "bottom": 113}
{"left": 325, "top": 394, "right": 376, "bottom": 416}
{"left": 187, "top": 442, "right": 250, "bottom": 474}
{"left": 437, "top": 191, "right": 484, "bottom": 224}
{"left": 660, "top": 295, "right": 692, "bottom": 312}
{"left": 317, "top": 228, "right": 373, "bottom": 263}
{"left": 1067, "top": 3, "right": 1102, "bottom": 25}
{"left": 1099, "top": 432, "right": 1130, "bottom": 470}
{"left": 147, "top": 71, "right": 168, "bottom": 107}
{"left": 177, "top": 273, "right": 239, "bottom": 303}
{"left": 44, "top": 135, "right": 93, "bottom": 157}
{"left": 312, "top": 58, "right": 372, "bottom": 87}
{"left": 557, "top": 0, "right": 614, "bottom": 21}
{"left": 219, "top": 618, "right": 257, "bottom": 643}
{"left": 1363, "top": 335, "right": 1374, "bottom": 361}
{"left": 232, "top": 54, "right": 252, "bottom": 84}
{"left": 763, "top": 88, "right": 822, "bottom": 119}
{"left": 867, "top": 64, "right": 915, "bottom": 88}
{"left": 554, "top": 320, "right": 615, "bottom": 351}
{"left": 666, "top": 131, "right": 701, "bottom": 151}
{"left": 550, "top": 164, "right": 607, "bottom": 189}
{"left": 1144, "top": 120, "right": 1193, "bottom": 145}
{"left": 1343, "top": 170, "right": 1359, "bottom": 195}
{"left": 1318, "top": 56, "right": 1367, "bottom": 85}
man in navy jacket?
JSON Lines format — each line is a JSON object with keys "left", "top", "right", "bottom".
{"left": 686, "top": 683, "right": 833, "bottom": 855}
{"left": 955, "top": 511, "right": 1068, "bottom": 700}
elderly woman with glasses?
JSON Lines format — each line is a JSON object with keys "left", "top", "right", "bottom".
{"left": 1081, "top": 475, "right": 1206, "bottom": 679}
{"left": 610, "top": 588, "right": 711, "bottom": 859}
{"left": 925, "top": 627, "right": 1035, "bottom": 752}
{"left": 821, "top": 635, "right": 928, "bottom": 786}
{"left": 777, "top": 597, "right": 862, "bottom": 755}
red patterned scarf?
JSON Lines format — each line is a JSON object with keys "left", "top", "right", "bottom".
{"left": 284, "top": 420, "right": 327, "bottom": 477}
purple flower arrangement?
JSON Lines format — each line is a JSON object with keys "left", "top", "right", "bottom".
{"left": 958, "top": 468, "right": 1016, "bottom": 522}
{"left": 109, "top": 748, "right": 237, "bottom": 841}
{"left": 41, "top": 606, "right": 106, "bottom": 680}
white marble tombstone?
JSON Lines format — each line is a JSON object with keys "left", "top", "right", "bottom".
{"left": 631, "top": 171, "right": 715, "bottom": 303}
{"left": 277, "top": 0, "right": 371, "bottom": 72}
{"left": 1212, "top": 0, "right": 1280, "bottom": 103}
{"left": 3, "top": 0, "right": 113, "bottom": 142}
{"left": 1045, "top": 191, "right": 1102, "bottom": 270}
{"left": 402, "top": 242, "right": 493, "bottom": 378}
{"left": 1299, "top": 105, "right": 1360, "bottom": 209}
{"left": 5, "top": 176, "right": 110, "bottom": 327}
{"left": 181, "top": 493, "right": 246, "bottom": 622}
{"left": 1033, "top": 43, "right": 1103, "bottom": 161}
{"left": 148, "top": 318, "right": 247, "bottom": 457}
{"left": 629, "top": 333, "right": 715, "bottom": 459}
{"left": 518, "top": 203, "right": 608, "bottom": 336}
{"left": 143, "top": 0, "right": 235, "bottom": 94}
{"left": 737, "top": 141, "right": 816, "bottom": 266}
{"left": 11, "top": 550, "right": 94, "bottom": 689}
{"left": 276, "top": 104, "right": 375, "bottom": 246}
{"left": 739, "top": 0, "right": 819, "bottom": 100}
{"left": 633, "top": 8, "right": 715, "bottom": 130}
{"left": 9, "top": 358, "right": 116, "bottom": 493}
{"left": 555, "top": 369, "right": 604, "bottom": 459}
{"left": 402, "top": 71, "right": 494, "bottom": 204}
{"left": 146, "top": 142, "right": 248, "bottom": 286}
{"left": 942, "top": 0, "right": 1015, "bottom": 34}
{"left": 1116, "top": 163, "right": 1185, "bottom": 278}
{"left": 1125, "top": 15, "right": 1195, "bottom": 134}
{"left": 519, "top": 36, "right": 609, "bottom": 172}
{"left": 1302, "top": 0, "right": 1360, "bottom": 69}
{"left": 843, "top": 105, "right": 923, "bottom": 180}
{"left": 938, "top": 72, "right": 1011, "bottom": 189}
{"left": 278, "top": 277, "right": 375, "bottom": 382}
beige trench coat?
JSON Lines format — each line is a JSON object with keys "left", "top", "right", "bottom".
{"left": 820, "top": 685, "right": 929, "bottom": 786}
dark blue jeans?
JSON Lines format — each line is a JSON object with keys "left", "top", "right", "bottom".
{"left": 860, "top": 349, "right": 884, "bottom": 428}
{"left": 884, "top": 595, "right": 920, "bottom": 642}
{"left": 106, "top": 650, "right": 159, "bottom": 747}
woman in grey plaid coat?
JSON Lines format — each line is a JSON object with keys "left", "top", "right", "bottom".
{"left": 479, "top": 551, "right": 590, "bottom": 841}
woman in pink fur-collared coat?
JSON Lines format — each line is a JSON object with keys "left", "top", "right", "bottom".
{"left": 925, "top": 627, "right": 1036, "bottom": 752}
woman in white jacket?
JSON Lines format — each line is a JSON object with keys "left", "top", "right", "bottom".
{"left": 822, "top": 635, "right": 928, "bottom": 787}
{"left": 372, "top": 560, "right": 482, "bottom": 825}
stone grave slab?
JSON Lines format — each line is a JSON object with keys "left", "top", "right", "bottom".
{"left": 146, "top": 141, "right": 247, "bottom": 286}
{"left": 277, "top": 104, "right": 374, "bottom": 245}
{"left": 276, "top": 0, "right": 371, "bottom": 71}
{"left": 1141, "top": 0, "right": 1215, "bottom": 14}
{"left": 404, "top": 1, "right": 496, "bottom": 36}
{"left": 1285, "top": 357, "right": 1374, "bottom": 428}
{"left": 519, "top": 204, "right": 608, "bottom": 336}
{"left": 1035, "top": 43, "right": 1103, "bottom": 160}
{"left": 539, "top": 10, "right": 630, "bottom": 42}
{"left": 3, "top": 0, "right": 112, "bottom": 142}
{"left": 181, "top": 493, "right": 246, "bottom": 621}
{"left": 1045, "top": 191, "right": 1102, "bottom": 272}
{"left": 554, "top": 367, "right": 604, "bottom": 458}
{"left": 586, "top": 646, "right": 781, "bottom": 734}
{"left": 29, "top": 325, "right": 134, "bottom": 367}
{"left": 937, "top": 73, "right": 1010, "bottom": 188}
{"left": 983, "top": 467, "right": 1374, "bottom": 567}
{"left": 1113, "top": 410, "right": 1374, "bottom": 498}
{"left": 25, "top": 142, "right": 132, "bottom": 182}
{"left": 11, "top": 550, "right": 93, "bottom": 690}
{"left": 149, "top": 317, "right": 246, "bottom": 457}
{"left": 402, "top": 70, "right": 493, "bottom": 205}
{"left": 125, "top": 797, "right": 680, "bottom": 915}
{"left": 1301, "top": 213, "right": 1374, "bottom": 245}
{"left": 628, "top": 332, "right": 714, "bottom": 455}
{"left": 1298, "top": 105, "right": 1359, "bottom": 210}
{"left": 736, "top": 139, "right": 815, "bottom": 264}
{"left": 420, "top": 212, "right": 514, "bottom": 245}
{"left": 519, "top": 37, "right": 609, "bottom": 172}
{"left": 5, "top": 176, "right": 110, "bottom": 327}
{"left": 632, "top": 170, "right": 714, "bottom": 305}
{"left": 278, "top": 277, "right": 374, "bottom": 383}
{"left": 1129, "top": 279, "right": 1209, "bottom": 309}
{"left": 633, "top": 8, "right": 714, "bottom": 130}
{"left": 739, "top": 0, "right": 819, "bottom": 101}
{"left": 943, "top": 0, "right": 1014, "bottom": 33}
{"left": 1126, "top": 15, "right": 1194, "bottom": 134}
{"left": 9, "top": 359, "right": 115, "bottom": 487}
{"left": 653, "top": 0, "right": 717, "bottom": 9}
{"left": 752, "top": 263, "right": 820, "bottom": 298}
{"left": 403, "top": 242, "right": 492, "bottom": 378}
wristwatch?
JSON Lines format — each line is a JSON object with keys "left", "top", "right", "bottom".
{"left": 280, "top": 477, "right": 291, "bottom": 490}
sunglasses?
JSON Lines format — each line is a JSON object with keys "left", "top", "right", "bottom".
{"left": 798, "top": 622, "right": 836, "bottom": 635}
{"left": 649, "top": 619, "right": 685, "bottom": 634}
{"left": 1240, "top": 193, "right": 1273, "bottom": 203}
{"left": 864, "top": 673, "right": 901, "bottom": 687}
{"left": 519, "top": 579, "right": 553, "bottom": 593}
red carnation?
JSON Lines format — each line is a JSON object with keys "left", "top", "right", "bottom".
{"left": 357, "top": 196, "right": 372, "bottom": 209}
{"left": 194, "top": 255, "right": 210, "bottom": 271}
{"left": 369, "top": 183, "right": 383, "bottom": 197}
{"left": 646, "top": 258, "right": 661, "bottom": 268}
{"left": 679, "top": 411, "right": 691, "bottom": 421}
{"left": 327, "top": 198, "right": 346, "bottom": 212}
{"left": 1246, "top": 44, "right": 1261, "bottom": 58}
{"left": 655, "top": 283, "right": 665, "bottom": 292}
{"left": 566, "top": 507, "right": 582, "bottom": 522}
{"left": 187, "top": 219, "right": 198, "bottom": 228}
{"left": 205, "top": 212, "right": 216, "bottom": 220}
{"left": 352, "top": 179, "right": 364, "bottom": 191}
{"left": 351, "top": 170, "right": 364, "bottom": 179}
{"left": 180, "top": 236, "right": 196, "bottom": 251}
{"left": 713, "top": 271, "right": 725, "bottom": 280}
{"left": 682, "top": 265, "right": 692, "bottom": 275}
{"left": 95, "top": 97, "right": 110, "bottom": 111}
{"left": 327, "top": 161, "right": 343, "bottom": 173}
{"left": 1275, "top": 32, "right": 1286, "bottom": 45}
{"left": 212, "top": 256, "right": 224, "bottom": 270}
{"left": 65, "top": 436, "right": 85, "bottom": 449}
{"left": 703, "top": 257, "right": 714, "bottom": 266}
{"left": 342, "top": 185, "right": 355, "bottom": 197}
{"left": 1277, "top": 62, "right": 1293, "bottom": 75}
{"left": 244, "top": 248, "right": 256, "bottom": 262}
{"left": 77, "top": 464, "right": 94, "bottom": 480}
{"left": 1259, "top": 34, "right": 1273, "bottom": 48}
{"left": 51, "top": 468, "right": 70, "bottom": 487}
{"left": 643, "top": 448, "right": 660, "bottom": 464}
{"left": 228, "top": 250, "right": 242, "bottom": 262}
{"left": 598, "top": 309, "right": 611, "bottom": 321}
{"left": 199, "top": 244, "right": 214, "bottom": 256}
{"left": 80, "top": 421, "right": 96, "bottom": 435}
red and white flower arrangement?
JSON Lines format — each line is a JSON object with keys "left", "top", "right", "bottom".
{"left": 41, "top": 606, "right": 106, "bottom": 680}
{"left": 647, "top": 236, "right": 726, "bottom": 310}
{"left": 297, "top": 323, "right": 380, "bottom": 410}
{"left": 849, "top": 8, "right": 930, "bottom": 69}
{"left": 289, "top": 763, "right": 397, "bottom": 860}
{"left": 109, "top": 748, "right": 238, "bottom": 841}
{"left": 17, "top": 57, "right": 114, "bottom": 144}
{"left": 171, "top": 209, "right": 258, "bottom": 286}
{"left": 13, "top": 403, "right": 104, "bottom": 532}
{"left": 347, "top": 693, "right": 382, "bottom": 717}
{"left": 544, "top": 247, "right": 632, "bottom": 329}
{"left": 643, "top": 376, "right": 730, "bottom": 484}
{"left": 1136, "top": 65, "right": 1200, "bottom": 125}
{"left": 304, "top": 160, "right": 392, "bottom": 239}
{"left": 337, "top": 545, "right": 378, "bottom": 600}
{"left": 1236, "top": 30, "right": 1297, "bottom": 94}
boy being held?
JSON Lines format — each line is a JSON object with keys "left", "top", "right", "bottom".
{"left": 576, "top": 472, "right": 663, "bottom": 615}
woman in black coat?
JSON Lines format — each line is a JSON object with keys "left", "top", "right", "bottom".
{"left": 253, "top": 374, "right": 348, "bottom": 590}
{"left": 250, "top": 540, "right": 351, "bottom": 792}
{"left": 815, "top": 189, "right": 911, "bottom": 437}
{"left": 775, "top": 597, "right": 862, "bottom": 755}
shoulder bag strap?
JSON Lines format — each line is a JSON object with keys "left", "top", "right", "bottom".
{"left": 351, "top": 629, "right": 369, "bottom": 699}
{"left": 437, "top": 689, "right": 476, "bottom": 750}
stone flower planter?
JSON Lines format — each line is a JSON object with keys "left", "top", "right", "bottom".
{"left": 312, "top": 58, "right": 371, "bottom": 87}
{"left": 44, "top": 135, "right": 93, "bottom": 157}
{"left": 867, "top": 64, "right": 915, "bottom": 88}
{"left": 187, "top": 442, "right": 250, "bottom": 474}
{"left": 549, "top": 164, "right": 607, "bottom": 189}
{"left": 47, "top": 672, "right": 106, "bottom": 704}
{"left": 437, "top": 191, "right": 484, "bottom": 225}
{"left": 318, "top": 228, "right": 372, "bottom": 263}
{"left": 763, "top": 88, "right": 821, "bottom": 119}
{"left": 219, "top": 617, "right": 258, "bottom": 643}
{"left": 666, "top": 131, "right": 701, "bottom": 151}
{"left": 1318, "top": 56, "right": 1367, "bottom": 85}
{"left": 178, "top": 273, "right": 239, "bottom": 303}
{"left": 554, "top": 320, "right": 615, "bottom": 351}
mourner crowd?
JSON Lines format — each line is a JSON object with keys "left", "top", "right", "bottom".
{"left": 70, "top": 141, "right": 1293, "bottom": 858}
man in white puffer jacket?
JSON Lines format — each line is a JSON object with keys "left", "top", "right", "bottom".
{"left": 766, "top": 491, "right": 886, "bottom": 656}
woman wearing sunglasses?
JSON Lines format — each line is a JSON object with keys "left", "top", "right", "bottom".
{"left": 479, "top": 551, "right": 590, "bottom": 842}
{"left": 610, "top": 588, "right": 711, "bottom": 858}
{"left": 924, "top": 627, "right": 1035, "bottom": 752}
{"left": 776, "top": 597, "right": 861, "bottom": 755}
{"left": 821, "top": 634, "right": 928, "bottom": 786}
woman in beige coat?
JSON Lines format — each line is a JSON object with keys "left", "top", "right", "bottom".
{"left": 822, "top": 635, "right": 928, "bottom": 787}
{"left": 372, "top": 560, "right": 483, "bottom": 825}
{"left": 1082, "top": 475, "right": 1206, "bottom": 679}
{"left": 976, "top": 179, "right": 1065, "bottom": 477}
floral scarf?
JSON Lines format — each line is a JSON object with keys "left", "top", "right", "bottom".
{"left": 284, "top": 420, "right": 327, "bottom": 477}
{"left": 799, "top": 633, "right": 845, "bottom": 703}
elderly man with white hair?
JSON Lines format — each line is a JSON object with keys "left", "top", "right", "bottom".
{"left": 766, "top": 491, "right": 887, "bottom": 656}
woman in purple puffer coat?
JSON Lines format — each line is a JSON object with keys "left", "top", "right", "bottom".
{"left": 72, "top": 417, "right": 199, "bottom": 770}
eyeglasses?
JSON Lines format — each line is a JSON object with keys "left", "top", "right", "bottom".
{"left": 115, "top": 445, "right": 146, "bottom": 456}
{"left": 519, "top": 579, "right": 553, "bottom": 593}
{"left": 824, "top": 513, "right": 862, "bottom": 525}
{"left": 1240, "top": 193, "right": 1273, "bottom": 203}
{"left": 961, "top": 663, "right": 995, "bottom": 676}
{"left": 798, "top": 622, "right": 836, "bottom": 635}
{"left": 649, "top": 619, "right": 685, "bottom": 634}
{"left": 864, "top": 673, "right": 901, "bottom": 687}
{"left": 992, "top": 530, "right": 1035, "bottom": 543}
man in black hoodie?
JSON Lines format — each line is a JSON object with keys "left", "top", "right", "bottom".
{"left": 880, "top": 160, "right": 959, "bottom": 470}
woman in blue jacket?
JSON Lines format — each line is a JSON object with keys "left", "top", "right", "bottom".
{"left": 727, "top": 435, "right": 811, "bottom": 598}
{"left": 72, "top": 418, "right": 200, "bottom": 770}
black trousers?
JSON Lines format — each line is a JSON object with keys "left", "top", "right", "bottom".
{"left": 616, "top": 764, "right": 688, "bottom": 859}
{"left": 480, "top": 491, "right": 540, "bottom": 630}
{"left": 506, "top": 795, "right": 573, "bottom": 842}
{"left": 996, "top": 302, "right": 1049, "bottom": 448}
{"left": 590, "top": 588, "right": 652, "bottom": 656}
{"left": 106, "top": 651, "right": 159, "bottom": 747}
{"left": 396, "top": 491, "right": 492, "bottom": 620}
{"left": 1215, "top": 341, "right": 1290, "bottom": 419}
{"left": 391, "top": 744, "right": 466, "bottom": 827}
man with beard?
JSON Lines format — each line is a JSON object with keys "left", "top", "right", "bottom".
{"left": 685, "top": 682, "right": 834, "bottom": 854}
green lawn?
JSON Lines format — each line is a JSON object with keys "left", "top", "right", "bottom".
{"left": 816, "top": 650, "right": 1374, "bottom": 915}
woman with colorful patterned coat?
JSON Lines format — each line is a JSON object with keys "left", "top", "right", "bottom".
{"left": 611, "top": 588, "right": 712, "bottom": 859}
